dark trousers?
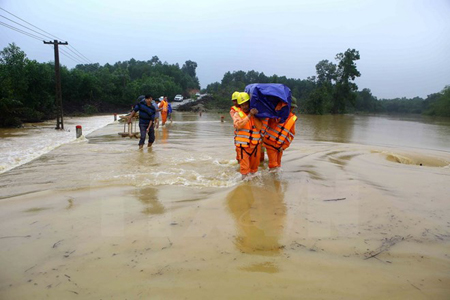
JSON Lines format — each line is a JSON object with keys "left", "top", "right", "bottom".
{"left": 139, "top": 122, "right": 155, "bottom": 145}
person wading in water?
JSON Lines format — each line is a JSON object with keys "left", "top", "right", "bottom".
{"left": 128, "top": 94, "right": 156, "bottom": 149}
{"left": 233, "top": 92, "right": 267, "bottom": 180}
{"left": 263, "top": 103, "right": 297, "bottom": 171}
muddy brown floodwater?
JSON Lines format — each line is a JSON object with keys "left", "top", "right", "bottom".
{"left": 0, "top": 112, "right": 449, "bottom": 299}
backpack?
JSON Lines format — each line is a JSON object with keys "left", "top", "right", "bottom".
{"left": 137, "top": 100, "right": 156, "bottom": 120}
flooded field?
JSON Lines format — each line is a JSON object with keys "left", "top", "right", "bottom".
{"left": 0, "top": 112, "right": 449, "bottom": 299}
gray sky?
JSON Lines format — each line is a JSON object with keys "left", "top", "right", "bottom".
{"left": 1, "top": 0, "right": 449, "bottom": 99}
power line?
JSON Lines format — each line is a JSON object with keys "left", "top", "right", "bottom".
{"left": 0, "top": 7, "right": 92, "bottom": 64}
{"left": 64, "top": 46, "right": 91, "bottom": 63}
{"left": 0, "top": 21, "right": 43, "bottom": 41}
{"left": 1, "top": 8, "right": 97, "bottom": 71}
{"left": 1, "top": 13, "right": 90, "bottom": 64}
{"left": 68, "top": 45, "right": 92, "bottom": 63}
{"left": 60, "top": 47, "right": 85, "bottom": 64}
{"left": 0, "top": 21, "right": 90, "bottom": 67}
{"left": 56, "top": 47, "right": 99, "bottom": 72}
{"left": 45, "top": 44, "right": 99, "bottom": 72}
{"left": 0, "top": 14, "right": 54, "bottom": 40}
{"left": 45, "top": 44, "right": 85, "bottom": 65}
{"left": 0, "top": 23, "right": 84, "bottom": 66}
{"left": 0, "top": 7, "right": 63, "bottom": 41}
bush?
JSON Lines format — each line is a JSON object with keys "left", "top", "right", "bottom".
{"left": 19, "top": 107, "right": 45, "bottom": 122}
{"left": 82, "top": 104, "right": 98, "bottom": 115}
{"left": 3, "top": 116, "right": 22, "bottom": 127}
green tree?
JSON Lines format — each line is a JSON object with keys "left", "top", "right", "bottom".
{"left": 0, "top": 43, "right": 29, "bottom": 101}
{"left": 315, "top": 60, "right": 336, "bottom": 86}
{"left": 355, "top": 88, "right": 377, "bottom": 112}
{"left": 21, "top": 60, "right": 53, "bottom": 121}
{"left": 303, "top": 86, "right": 330, "bottom": 114}
{"left": 182, "top": 60, "right": 197, "bottom": 78}
{"left": 332, "top": 49, "right": 361, "bottom": 114}
{"left": 425, "top": 86, "right": 450, "bottom": 117}
{"left": 0, "top": 43, "right": 52, "bottom": 125}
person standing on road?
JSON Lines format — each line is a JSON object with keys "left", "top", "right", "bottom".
{"left": 128, "top": 94, "right": 156, "bottom": 149}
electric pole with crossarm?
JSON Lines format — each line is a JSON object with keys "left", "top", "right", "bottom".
{"left": 43, "top": 39, "right": 68, "bottom": 130}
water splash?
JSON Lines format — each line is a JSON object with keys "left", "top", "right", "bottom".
{"left": 0, "top": 116, "right": 113, "bottom": 174}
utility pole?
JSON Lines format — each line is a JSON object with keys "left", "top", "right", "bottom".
{"left": 44, "top": 40, "right": 68, "bottom": 130}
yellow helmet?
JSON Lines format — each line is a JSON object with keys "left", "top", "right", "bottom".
{"left": 231, "top": 91, "right": 239, "bottom": 101}
{"left": 237, "top": 92, "right": 250, "bottom": 105}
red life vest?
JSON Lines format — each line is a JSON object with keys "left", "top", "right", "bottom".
{"left": 264, "top": 113, "right": 297, "bottom": 146}
{"left": 234, "top": 111, "right": 263, "bottom": 147}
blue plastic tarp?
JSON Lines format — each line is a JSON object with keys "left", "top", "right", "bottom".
{"left": 244, "top": 83, "right": 292, "bottom": 123}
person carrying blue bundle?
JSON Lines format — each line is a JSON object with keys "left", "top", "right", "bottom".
{"left": 263, "top": 102, "right": 297, "bottom": 171}
{"left": 233, "top": 92, "right": 268, "bottom": 179}
{"left": 128, "top": 94, "right": 156, "bottom": 149}
{"left": 244, "top": 83, "right": 291, "bottom": 123}
{"left": 242, "top": 83, "right": 294, "bottom": 166}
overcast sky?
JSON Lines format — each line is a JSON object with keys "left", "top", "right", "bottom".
{"left": 1, "top": 0, "right": 449, "bottom": 99}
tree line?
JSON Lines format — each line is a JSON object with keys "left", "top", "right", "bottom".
{"left": 1, "top": 44, "right": 449, "bottom": 127}
{"left": 0, "top": 43, "right": 200, "bottom": 127}
{"left": 205, "top": 49, "right": 450, "bottom": 118}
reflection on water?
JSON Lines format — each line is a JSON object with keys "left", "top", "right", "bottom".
{"left": 134, "top": 186, "right": 165, "bottom": 215}
{"left": 301, "top": 115, "right": 354, "bottom": 143}
{"left": 299, "top": 114, "right": 450, "bottom": 151}
{"left": 226, "top": 177, "right": 287, "bottom": 255}
{"left": 156, "top": 126, "right": 170, "bottom": 144}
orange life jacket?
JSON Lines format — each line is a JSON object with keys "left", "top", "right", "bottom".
{"left": 234, "top": 111, "right": 263, "bottom": 147}
{"left": 264, "top": 113, "right": 297, "bottom": 146}
{"left": 159, "top": 100, "right": 169, "bottom": 112}
{"left": 231, "top": 105, "right": 240, "bottom": 113}
{"left": 230, "top": 106, "right": 241, "bottom": 120}
{"left": 260, "top": 118, "right": 269, "bottom": 136}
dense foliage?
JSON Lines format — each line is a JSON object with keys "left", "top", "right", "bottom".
{"left": 206, "top": 49, "right": 450, "bottom": 118}
{"left": 205, "top": 49, "right": 362, "bottom": 114}
{"left": 0, "top": 43, "right": 199, "bottom": 127}
{"left": 1, "top": 44, "right": 449, "bottom": 127}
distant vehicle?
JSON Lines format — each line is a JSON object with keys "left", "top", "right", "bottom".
{"left": 173, "top": 94, "right": 184, "bottom": 102}
{"left": 195, "top": 92, "right": 201, "bottom": 97}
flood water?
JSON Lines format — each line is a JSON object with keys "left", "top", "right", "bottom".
{"left": 0, "top": 112, "right": 449, "bottom": 299}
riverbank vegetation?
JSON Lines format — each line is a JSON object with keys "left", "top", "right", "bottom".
{"left": 205, "top": 48, "right": 450, "bottom": 118}
{"left": 1, "top": 43, "right": 449, "bottom": 127}
{"left": 0, "top": 43, "right": 199, "bottom": 127}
